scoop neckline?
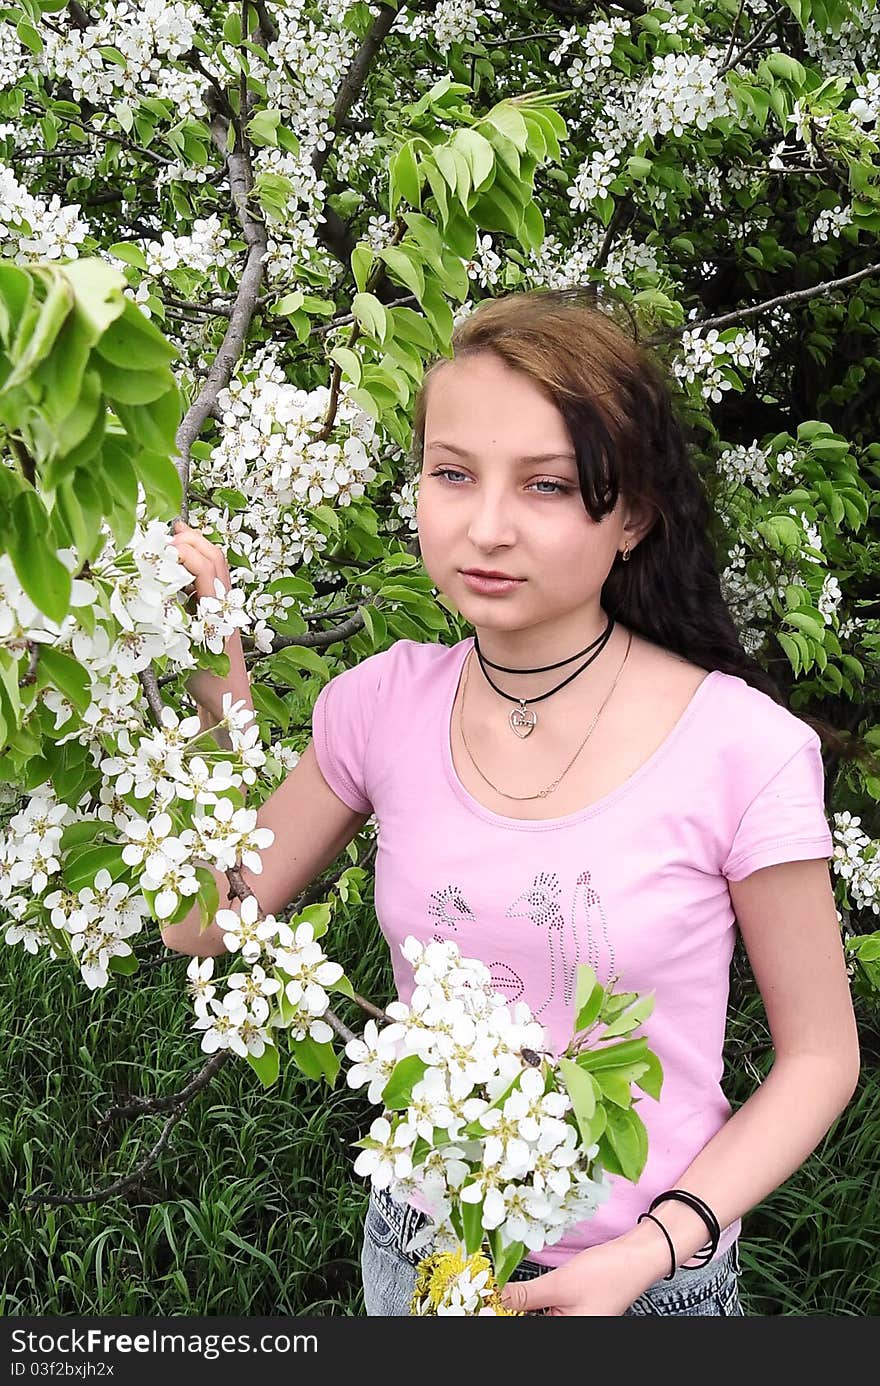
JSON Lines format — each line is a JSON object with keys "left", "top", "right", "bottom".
{"left": 442, "top": 635, "right": 721, "bottom": 830}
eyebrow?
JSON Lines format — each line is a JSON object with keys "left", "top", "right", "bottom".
{"left": 425, "top": 441, "right": 577, "bottom": 465}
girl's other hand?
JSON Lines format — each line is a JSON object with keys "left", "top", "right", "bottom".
{"left": 169, "top": 518, "right": 254, "bottom": 724}
{"left": 170, "top": 517, "right": 233, "bottom": 605}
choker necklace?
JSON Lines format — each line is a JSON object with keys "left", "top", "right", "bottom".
{"left": 459, "top": 629, "right": 634, "bottom": 800}
{"left": 474, "top": 615, "right": 616, "bottom": 738}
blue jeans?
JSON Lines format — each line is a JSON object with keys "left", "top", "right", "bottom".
{"left": 361, "top": 1185, "right": 746, "bottom": 1316}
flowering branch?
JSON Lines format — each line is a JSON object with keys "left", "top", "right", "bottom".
{"left": 311, "top": 1, "right": 402, "bottom": 184}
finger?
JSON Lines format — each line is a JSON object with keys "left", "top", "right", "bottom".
{"left": 171, "top": 524, "right": 230, "bottom": 573}
{"left": 171, "top": 540, "right": 225, "bottom": 597}
{"left": 500, "top": 1273, "right": 559, "bottom": 1315}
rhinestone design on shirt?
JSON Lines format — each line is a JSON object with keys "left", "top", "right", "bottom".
{"left": 424, "top": 868, "right": 617, "bottom": 1018}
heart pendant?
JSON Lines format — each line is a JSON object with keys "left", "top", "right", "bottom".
{"left": 509, "top": 704, "right": 536, "bottom": 738}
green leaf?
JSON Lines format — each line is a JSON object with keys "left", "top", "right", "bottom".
{"left": 328, "top": 971, "right": 355, "bottom": 1001}
{"left": 627, "top": 156, "right": 653, "bottom": 180}
{"left": 222, "top": 10, "right": 242, "bottom": 43}
{"left": 600, "top": 1105, "right": 646, "bottom": 1182}
{"left": 470, "top": 180, "right": 523, "bottom": 236}
{"left": 95, "top": 300, "right": 178, "bottom": 368}
{"left": 250, "top": 683, "right": 291, "bottom": 731}
{"left": 246, "top": 1041, "right": 280, "bottom": 1088}
{"left": 488, "top": 1230, "right": 526, "bottom": 1289}
{"left": 573, "top": 964, "right": 604, "bottom": 1032}
{"left": 63, "top": 843, "right": 129, "bottom": 892}
{"left": 108, "top": 952, "right": 139, "bottom": 976}
{"left": 0, "top": 264, "right": 34, "bottom": 347}
{"left": 351, "top": 244, "right": 373, "bottom": 295}
{"left": 247, "top": 109, "right": 282, "bottom": 146}
{"left": 452, "top": 127, "right": 495, "bottom": 192}
{"left": 288, "top": 1035, "right": 339, "bottom": 1085}
{"left": 194, "top": 866, "right": 220, "bottom": 932}
{"left": 419, "top": 280, "right": 453, "bottom": 349}
{"left": 786, "top": 610, "right": 826, "bottom": 641}
{"left": 422, "top": 159, "right": 450, "bottom": 226}
{"left": 35, "top": 645, "right": 91, "bottom": 715}
{"left": 461, "top": 1191, "right": 485, "bottom": 1256}
{"left": 388, "top": 302, "right": 439, "bottom": 353}
{"left": 634, "top": 1049, "right": 664, "bottom": 1101}
{"left": 485, "top": 103, "right": 531, "bottom": 153}
{"left": 600, "top": 992, "right": 655, "bottom": 1040}
{"left": 52, "top": 366, "right": 102, "bottom": 458}
{"left": 595, "top": 1065, "right": 643, "bottom": 1108}
{"left": 576, "top": 1036, "right": 649, "bottom": 1072}
{"left": 115, "top": 384, "right": 181, "bottom": 454}
{"left": 352, "top": 292, "right": 388, "bottom": 345}
{"left": 777, "top": 630, "right": 801, "bottom": 677}
{"left": 61, "top": 259, "right": 127, "bottom": 342}
{"left": 293, "top": 902, "right": 331, "bottom": 939}
{"left": 3, "top": 272, "right": 73, "bottom": 389}
{"left": 60, "top": 820, "right": 107, "bottom": 853}
{"left": 30, "top": 309, "right": 94, "bottom": 426}
{"left": 270, "top": 290, "right": 304, "bottom": 320}
{"left": 98, "top": 357, "right": 176, "bottom": 404}
{"left": 376, "top": 245, "right": 425, "bottom": 304}
{"left": 6, "top": 492, "right": 71, "bottom": 624}
{"left": 328, "top": 346, "right": 362, "bottom": 387}
{"left": 16, "top": 18, "right": 43, "bottom": 53}
{"left": 132, "top": 446, "right": 183, "bottom": 517}
{"left": 519, "top": 199, "right": 545, "bottom": 253}
{"left": 389, "top": 139, "right": 422, "bottom": 212}
{"left": 108, "top": 242, "right": 148, "bottom": 270}
{"left": 557, "top": 1056, "right": 599, "bottom": 1148}
{"left": 381, "top": 1053, "right": 428, "bottom": 1110}
{"left": 267, "top": 646, "right": 331, "bottom": 683}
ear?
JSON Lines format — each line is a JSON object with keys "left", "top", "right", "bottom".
{"left": 621, "top": 499, "right": 657, "bottom": 550}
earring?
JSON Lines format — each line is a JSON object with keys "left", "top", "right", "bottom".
{"left": 621, "top": 544, "right": 631, "bottom": 562}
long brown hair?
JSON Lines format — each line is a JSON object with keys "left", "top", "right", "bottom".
{"left": 409, "top": 286, "right": 877, "bottom": 777}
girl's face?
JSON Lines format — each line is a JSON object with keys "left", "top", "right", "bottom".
{"left": 416, "top": 352, "right": 633, "bottom": 643}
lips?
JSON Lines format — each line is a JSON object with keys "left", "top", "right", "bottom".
{"left": 461, "top": 570, "right": 521, "bottom": 581}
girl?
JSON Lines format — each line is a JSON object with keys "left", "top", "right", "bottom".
{"left": 165, "top": 287, "right": 863, "bottom": 1317}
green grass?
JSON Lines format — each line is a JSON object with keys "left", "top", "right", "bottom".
{"left": 2, "top": 899, "right": 878, "bottom": 1316}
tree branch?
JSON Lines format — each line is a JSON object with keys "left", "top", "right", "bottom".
{"left": 311, "top": 2, "right": 402, "bottom": 185}
{"left": 96, "top": 1051, "right": 231, "bottom": 1129}
{"left": 173, "top": 115, "right": 268, "bottom": 518}
{"left": 646, "top": 262, "right": 880, "bottom": 343}
{"left": 137, "top": 667, "right": 166, "bottom": 726}
{"left": 719, "top": 3, "right": 789, "bottom": 77}
{"left": 23, "top": 1101, "right": 194, "bottom": 1209}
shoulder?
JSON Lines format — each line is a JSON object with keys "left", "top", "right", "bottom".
{"left": 634, "top": 635, "right": 819, "bottom": 767}
{"left": 321, "top": 636, "right": 464, "bottom": 701}
{"left": 695, "top": 665, "right": 823, "bottom": 798}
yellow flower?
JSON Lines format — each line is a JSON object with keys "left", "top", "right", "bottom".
{"left": 409, "top": 1247, "right": 522, "bottom": 1316}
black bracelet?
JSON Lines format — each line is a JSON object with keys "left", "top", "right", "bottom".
{"left": 636, "top": 1212, "right": 677, "bottom": 1281}
{"left": 648, "top": 1189, "right": 721, "bottom": 1265}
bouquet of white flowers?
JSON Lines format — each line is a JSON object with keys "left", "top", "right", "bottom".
{"left": 346, "top": 936, "right": 662, "bottom": 1315}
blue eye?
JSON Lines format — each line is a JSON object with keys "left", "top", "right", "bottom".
{"left": 429, "top": 468, "right": 573, "bottom": 496}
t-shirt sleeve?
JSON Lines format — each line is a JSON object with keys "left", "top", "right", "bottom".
{"left": 310, "top": 653, "right": 385, "bottom": 816}
{"left": 721, "top": 730, "right": 834, "bottom": 882}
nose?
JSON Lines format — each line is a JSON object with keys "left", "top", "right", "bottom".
{"left": 464, "top": 484, "right": 518, "bottom": 551}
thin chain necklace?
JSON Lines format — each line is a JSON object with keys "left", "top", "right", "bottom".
{"left": 458, "top": 629, "right": 633, "bottom": 801}
{"left": 475, "top": 615, "right": 615, "bottom": 737}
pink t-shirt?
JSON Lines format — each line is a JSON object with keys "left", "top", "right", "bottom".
{"left": 311, "top": 635, "right": 834, "bottom": 1268}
